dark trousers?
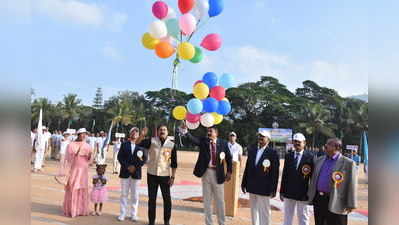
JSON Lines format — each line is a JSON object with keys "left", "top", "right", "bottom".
{"left": 147, "top": 173, "right": 171, "bottom": 224}
{"left": 313, "top": 192, "right": 348, "bottom": 225}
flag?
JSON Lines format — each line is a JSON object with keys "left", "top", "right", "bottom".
{"left": 36, "top": 108, "right": 44, "bottom": 149}
{"left": 91, "top": 119, "right": 96, "bottom": 132}
{"left": 100, "top": 121, "right": 114, "bottom": 159}
{"left": 362, "top": 131, "right": 368, "bottom": 173}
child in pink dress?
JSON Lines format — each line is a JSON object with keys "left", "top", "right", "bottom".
{"left": 90, "top": 164, "right": 108, "bottom": 216}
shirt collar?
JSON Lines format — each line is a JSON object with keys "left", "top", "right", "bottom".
{"left": 327, "top": 152, "right": 340, "bottom": 160}
{"left": 258, "top": 144, "right": 267, "bottom": 151}
{"left": 295, "top": 149, "right": 304, "bottom": 155}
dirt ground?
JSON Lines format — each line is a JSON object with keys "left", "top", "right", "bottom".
{"left": 31, "top": 149, "right": 368, "bottom": 225}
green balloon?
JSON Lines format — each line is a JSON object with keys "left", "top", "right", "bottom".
{"left": 165, "top": 18, "right": 180, "bottom": 39}
{"left": 190, "top": 47, "right": 204, "bottom": 63}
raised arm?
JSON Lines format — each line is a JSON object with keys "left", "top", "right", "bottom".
{"left": 179, "top": 122, "right": 201, "bottom": 146}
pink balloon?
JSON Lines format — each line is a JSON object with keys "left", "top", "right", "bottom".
{"left": 152, "top": 1, "right": 169, "bottom": 19}
{"left": 193, "top": 80, "right": 203, "bottom": 86}
{"left": 186, "top": 112, "right": 201, "bottom": 123}
{"left": 179, "top": 13, "right": 196, "bottom": 36}
{"left": 200, "top": 33, "right": 222, "bottom": 51}
{"left": 209, "top": 86, "right": 225, "bottom": 100}
{"left": 160, "top": 36, "right": 176, "bottom": 46}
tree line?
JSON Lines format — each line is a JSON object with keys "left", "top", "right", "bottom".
{"left": 31, "top": 76, "right": 368, "bottom": 149}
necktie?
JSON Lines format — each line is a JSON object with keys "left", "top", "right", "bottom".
{"left": 294, "top": 152, "right": 299, "bottom": 168}
{"left": 211, "top": 142, "right": 217, "bottom": 166}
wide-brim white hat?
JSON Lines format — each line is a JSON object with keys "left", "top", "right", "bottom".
{"left": 77, "top": 128, "right": 88, "bottom": 134}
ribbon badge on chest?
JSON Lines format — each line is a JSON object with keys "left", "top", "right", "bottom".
{"left": 262, "top": 159, "right": 271, "bottom": 172}
{"left": 301, "top": 164, "right": 311, "bottom": 178}
{"left": 219, "top": 152, "right": 225, "bottom": 164}
{"left": 163, "top": 149, "right": 171, "bottom": 161}
{"left": 332, "top": 171, "right": 344, "bottom": 188}
{"left": 137, "top": 150, "right": 143, "bottom": 161}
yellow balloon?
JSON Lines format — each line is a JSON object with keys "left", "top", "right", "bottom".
{"left": 178, "top": 42, "right": 195, "bottom": 60}
{"left": 142, "top": 33, "right": 160, "bottom": 50}
{"left": 172, "top": 106, "right": 187, "bottom": 120}
{"left": 193, "top": 83, "right": 209, "bottom": 99}
{"left": 211, "top": 112, "right": 223, "bottom": 125}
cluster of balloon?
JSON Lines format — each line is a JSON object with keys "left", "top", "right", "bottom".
{"left": 172, "top": 72, "right": 234, "bottom": 129}
{"left": 142, "top": 0, "right": 224, "bottom": 89}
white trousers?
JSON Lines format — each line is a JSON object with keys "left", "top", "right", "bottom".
{"left": 202, "top": 169, "right": 225, "bottom": 225}
{"left": 34, "top": 148, "right": 45, "bottom": 169}
{"left": 120, "top": 178, "right": 140, "bottom": 218}
{"left": 282, "top": 198, "right": 310, "bottom": 225}
{"left": 249, "top": 193, "right": 271, "bottom": 225}
{"left": 113, "top": 151, "right": 120, "bottom": 173}
{"left": 96, "top": 149, "right": 108, "bottom": 164}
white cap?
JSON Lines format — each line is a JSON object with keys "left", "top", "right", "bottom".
{"left": 129, "top": 127, "right": 139, "bottom": 133}
{"left": 293, "top": 133, "right": 306, "bottom": 141}
{"left": 229, "top": 131, "right": 237, "bottom": 136}
{"left": 63, "top": 130, "right": 71, "bottom": 135}
{"left": 42, "top": 126, "right": 47, "bottom": 130}
{"left": 77, "top": 128, "right": 88, "bottom": 134}
{"left": 258, "top": 130, "right": 271, "bottom": 139}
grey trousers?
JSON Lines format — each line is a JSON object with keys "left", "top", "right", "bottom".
{"left": 202, "top": 169, "right": 225, "bottom": 225}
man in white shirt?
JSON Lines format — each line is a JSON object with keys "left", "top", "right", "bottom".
{"left": 96, "top": 131, "right": 109, "bottom": 164}
{"left": 33, "top": 126, "right": 49, "bottom": 172}
{"left": 227, "top": 132, "right": 243, "bottom": 167}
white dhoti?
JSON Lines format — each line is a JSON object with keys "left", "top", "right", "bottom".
{"left": 282, "top": 198, "right": 310, "bottom": 225}
{"left": 202, "top": 169, "right": 225, "bottom": 225}
{"left": 249, "top": 193, "right": 271, "bottom": 225}
{"left": 120, "top": 178, "right": 140, "bottom": 218}
{"left": 34, "top": 147, "right": 45, "bottom": 170}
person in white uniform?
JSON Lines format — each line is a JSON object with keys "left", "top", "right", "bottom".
{"left": 280, "top": 133, "right": 314, "bottom": 225}
{"left": 227, "top": 132, "right": 243, "bottom": 166}
{"left": 59, "top": 131, "right": 71, "bottom": 164}
{"left": 33, "top": 126, "right": 49, "bottom": 172}
{"left": 112, "top": 138, "right": 122, "bottom": 174}
{"left": 96, "top": 131, "right": 108, "bottom": 164}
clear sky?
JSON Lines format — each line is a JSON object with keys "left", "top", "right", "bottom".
{"left": 1, "top": 0, "right": 378, "bottom": 105}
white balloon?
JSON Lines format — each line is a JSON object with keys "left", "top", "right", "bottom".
{"left": 200, "top": 113, "right": 214, "bottom": 127}
{"left": 195, "top": 0, "right": 209, "bottom": 19}
{"left": 186, "top": 121, "right": 200, "bottom": 130}
{"left": 149, "top": 20, "right": 167, "bottom": 39}
{"left": 165, "top": 6, "right": 176, "bottom": 20}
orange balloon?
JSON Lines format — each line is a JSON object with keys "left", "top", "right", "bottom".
{"left": 155, "top": 41, "right": 175, "bottom": 58}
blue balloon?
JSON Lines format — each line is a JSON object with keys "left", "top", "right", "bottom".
{"left": 187, "top": 98, "right": 203, "bottom": 114}
{"left": 219, "top": 73, "right": 234, "bottom": 89}
{"left": 208, "top": 0, "right": 224, "bottom": 17}
{"left": 203, "top": 97, "right": 219, "bottom": 113}
{"left": 217, "top": 100, "right": 231, "bottom": 115}
{"left": 202, "top": 72, "right": 218, "bottom": 88}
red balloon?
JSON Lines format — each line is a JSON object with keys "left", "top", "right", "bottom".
{"left": 210, "top": 86, "right": 225, "bottom": 101}
{"left": 178, "top": 0, "right": 195, "bottom": 14}
{"left": 193, "top": 80, "right": 203, "bottom": 87}
{"left": 186, "top": 112, "right": 201, "bottom": 123}
{"left": 201, "top": 33, "right": 222, "bottom": 51}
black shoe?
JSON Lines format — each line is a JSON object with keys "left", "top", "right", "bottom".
{"left": 164, "top": 222, "right": 170, "bottom": 225}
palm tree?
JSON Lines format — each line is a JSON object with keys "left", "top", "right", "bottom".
{"left": 107, "top": 98, "right": 135, "bottom": 132}
{"left": 31, "top": 97, "right": 54, "bottom": 127}
{"left": 298, "top": 103, "right": 337, "bottom": 148}
{"left": 62, "top": 94, "right": 82, "bottom": 128}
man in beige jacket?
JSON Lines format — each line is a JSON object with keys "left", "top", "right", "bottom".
{"left": 307, "top": 138, "right": 358, "bottom": 225}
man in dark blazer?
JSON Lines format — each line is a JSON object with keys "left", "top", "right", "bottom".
{"left": 280, "top": 133, "right": 314, "bottom": 225}
{"left": 180, "top": 124, "right": 232, "bottom": 225}
{"left": 117, "top": 127, "right": 147, "bottom": 222}
{"left": 241, "top": 130, "right": 279, "bottom": 225}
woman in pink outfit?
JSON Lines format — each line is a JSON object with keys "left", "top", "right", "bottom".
{"left": 60, "top": 128, "right": 93, "bottom": 218}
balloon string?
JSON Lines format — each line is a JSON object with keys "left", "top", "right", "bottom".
{"left": 187, "top": 17, "right": 210, "bottom": 43}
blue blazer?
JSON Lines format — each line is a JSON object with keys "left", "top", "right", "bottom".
{"left": 186, "top": 133, "right": 232, "bottom": 184}
{"left": 241, "top": 145, "right": 280, "bottom": 196}
{"left": 280, "top": 150, "right": 314, "bottom": 201}
{"left": 117, "top": 141, "right": 147, "bottom": 179}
